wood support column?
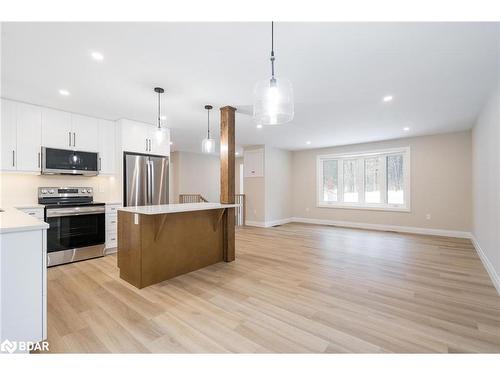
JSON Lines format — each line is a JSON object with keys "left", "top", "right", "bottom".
{"left": 220, "top": 106, "right": 236, "bottom": 262}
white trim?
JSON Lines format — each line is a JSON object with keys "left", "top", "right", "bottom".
{"left": 316, "top": 146, "right": 411, "bottom": 160}
{"left": 291, "top": 217, "right": 472, "bottom": 239}
{"left": 470, "top": 236, "right": 500, "bottom": 295}
{"left": 316, "top": 203, "right": 410, "bottom": 212}
{"left": 245, "top": 218, "right": 293, "bottom": 228}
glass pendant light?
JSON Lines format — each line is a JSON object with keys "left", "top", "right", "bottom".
{"left": 154, "top": 87, "right": 166, "bottom": 141}
{"left": 253, "top": 22, "right": 294, "bottom": 125}
{"left": 202, "top": 105, "right": 216, "bottom": 153}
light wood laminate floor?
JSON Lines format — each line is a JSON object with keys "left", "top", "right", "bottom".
{"left": 44, "top": 223, "right": 500, "bottom": 353}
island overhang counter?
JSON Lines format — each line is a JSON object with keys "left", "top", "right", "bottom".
{"left": 117, "top": 203, "right": 238, "bottom": 289}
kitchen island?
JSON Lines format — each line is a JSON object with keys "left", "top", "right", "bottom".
{"left": 117, "top": 203, "right": 238, "bottom": 289}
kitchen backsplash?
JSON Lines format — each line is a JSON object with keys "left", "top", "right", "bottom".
{"left": 0, "top": 172, "right": 121, "bottom": 207}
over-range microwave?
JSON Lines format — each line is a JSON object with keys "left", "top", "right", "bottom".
{"left": 41, "top": 147, "right": 99, "bottom": 176}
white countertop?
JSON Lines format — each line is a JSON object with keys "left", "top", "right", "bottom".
{"left": 0, "top": 207, "right": 49, "bottom": 234}
{"left": 118, "top": 202, "right": 240, "bottom": 215}
{"left": 14, "top": 204, "right": 45, "bottom": 209}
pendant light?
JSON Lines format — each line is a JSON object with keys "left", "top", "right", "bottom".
{"left": 202, "top": 105, "right": 215, "bottom": 153}
{"left": 253, "top": 22, "right": 294, "bottom": 125}
{"left": 154, "top": 87, "right": 165, "bottom": 131}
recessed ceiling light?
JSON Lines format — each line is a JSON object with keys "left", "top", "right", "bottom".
{"left": 403, "top": 127, "right": 410, "bottom": 132}
{"left": 306, "top": 141, "right": 311, "bottom": 145}
{"left": 160, "top": 115, "right": 167, "bottom": 120}
{"left": 235, "top": 152, "right": 240, "bottom": 156}
{"left": 59, "top": 89, "right": 70, "bottom": 96}
{"left": 91, "top": 51, "right": 104, "bottom": 61}
{"left": 383, "top": 95, "right": 393, "bottom": 102}
{"left": 169, "top": 141, "right": 173, "bottom": 145}
{"left": 256, "top": 124, "right": 263, "bottom": 129}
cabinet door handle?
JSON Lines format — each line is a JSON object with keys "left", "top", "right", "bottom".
{"left": 146, "top": 139, "right": 148, "bottom": 151}
{"left": 149, "top": 139, "right": 152, "bottom": 152}
{"left": 69, "top": 131, "right": 72, "bottom": 146}
{"left": 38, "top": 152, "right": 41, "bottom": 168}
{"left": 12, "top": 150, "right": 15, "bottom": 167}
{"left": 73, "top": 132, "right": 76, "bottom": 147}
{"left": 99, "top": 157, "right": 102, "bottom": 171}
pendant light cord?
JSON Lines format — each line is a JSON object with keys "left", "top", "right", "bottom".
{"left": 157, "top": 91, "right": 161, "bottom": 129}
{"left": 207, "top": 107, "right": 210, "bottom": 139}
{"left": 270, "top": 21, "right": 275, "bottom": 79}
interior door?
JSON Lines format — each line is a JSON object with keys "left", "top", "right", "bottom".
{"left": 149, "top": 155, "right": 169, "bottom": 205}
{"left": 125, "top": 153, "right": 149, "bottom": 207}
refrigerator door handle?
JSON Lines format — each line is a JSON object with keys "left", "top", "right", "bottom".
{"left": 148, "top": 160, "right": 153, "bottom": 205}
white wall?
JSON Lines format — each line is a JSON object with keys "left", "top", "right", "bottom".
{"left": 171, "top": 151, "right": 220, "bottom": 203}
{"left": 0, "top": 173, "right": 120, "bottom": 207}
{"left": 292, "top": 131, "right": 472, "bottom": 234}
{"left": 472, "top": 87, "right": 500, "bottom": 292}
{"left": 265, "top": 147, "right": 293, "bottom": 223}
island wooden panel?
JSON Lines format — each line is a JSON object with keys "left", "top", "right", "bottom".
{"left": 118, "top": 209, "right": 224, "bottom": 289}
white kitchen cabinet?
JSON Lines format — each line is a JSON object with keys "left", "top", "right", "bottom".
{"left": 41, "top": 107, "right": 72, "bottom": 149}
{"left": 71, "top": 114, "right": 99, "bottom": 152}
{"left": 119, "top": 119, "right": 149, "bottom": 154}
{"left": 0, "top": 227, "right": 47, "bottom": 350}
{"left": 98, "top": 120, "right": 116, "bottom": 174}
{"left": 16, "top": 103, "right": 42, "bottom": 172}
{"left": 1, "top": 100, "right": 41, "bottom": 173}
{"left": 244, "top": 148, "right": 265, "bottom": 177}
{"left": 105, "top": 203, "right": 120, "bottom": 253}
{"left": 1, "top": 99, "right": 17, "bottom": 171}
{"left": 119, "top": 119, "right": 170, "bottom": 156}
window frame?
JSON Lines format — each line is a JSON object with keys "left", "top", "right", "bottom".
{"left": 316, "top": 146, "right": 411, "bottom": 212}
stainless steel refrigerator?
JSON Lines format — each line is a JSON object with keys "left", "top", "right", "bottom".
{"left": 123, "top": 152, "right": 169, "bottom": 206}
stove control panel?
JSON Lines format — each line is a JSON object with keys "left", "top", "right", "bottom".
{"left": 38, "top": 187, "right": 93, "bottom": 198}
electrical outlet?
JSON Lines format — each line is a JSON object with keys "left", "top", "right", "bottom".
{"left": 426, "top": 214, "right": 431, "bottom": 220}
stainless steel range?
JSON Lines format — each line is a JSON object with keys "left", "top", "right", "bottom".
{"left": 38, "top": 187, "right": 105, "bottom": 267}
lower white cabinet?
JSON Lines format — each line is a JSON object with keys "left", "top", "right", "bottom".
{"left": 0, "top": 228, "right": 47, "bottom": 352}
{"left": 105, "top": 204, "right": 120, "bottom": 253}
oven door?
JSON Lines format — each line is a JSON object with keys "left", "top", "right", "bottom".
{"left": 45, "top": 206, "right": 105, "bottom": 253}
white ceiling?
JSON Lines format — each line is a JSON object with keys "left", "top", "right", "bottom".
{"left": 1, "top": 22, "right": 499, "bottom": 152}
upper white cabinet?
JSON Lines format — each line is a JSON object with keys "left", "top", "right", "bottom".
{"left": 42, "top": 109, "right": 99, "bottom": 152}
{"left": 16, "top": 103, "right": 42, "bottom": 172}
{"left": 1, "top": 99, "right": 17, "bottom": 171}
{"left": 41, "top": 107, "right": 72, "bottom": 149}
{"left": 244, "top": 148, "right": 264, "bottom": 177}
{"left": 1, "top": 99, "right": 41, "bottom": 173}
{"left": 71, "top": 114, "right": 99, "bottom": 152}
{"left": 118, "top": 119, "right": 170, "bottom": 156}
{"left": 98, "top": 119, "right": 116, "bottom": 174}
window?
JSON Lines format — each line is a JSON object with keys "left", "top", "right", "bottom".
{"left": 317, "top": 147, "right": 410, "bottom": 211}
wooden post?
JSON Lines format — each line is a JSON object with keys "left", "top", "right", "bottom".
{"left": 220, "top": 106, "right": 236, "bottom": 262}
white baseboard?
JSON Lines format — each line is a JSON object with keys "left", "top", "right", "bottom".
{"left": 245, "top": 218, "right": 293, "bottom": 228}
{"left": 470, "top": 236, "right": 500, "bottom": 295}
{"left": 290, "top": 217, "right": 472, "bottom": 239}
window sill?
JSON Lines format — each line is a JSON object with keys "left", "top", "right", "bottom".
{"left": 317, "top": 203, "right": 410, "bottom": 213}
